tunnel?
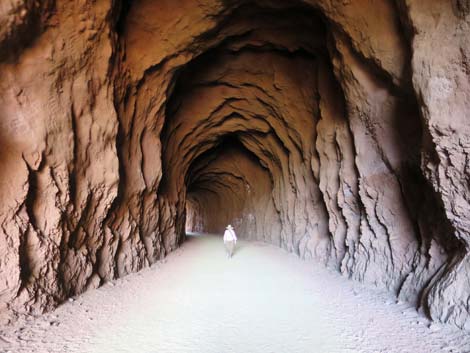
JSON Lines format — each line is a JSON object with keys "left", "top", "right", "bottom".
{"left": 1, "top": 0, "right": 470, "bottom": 345}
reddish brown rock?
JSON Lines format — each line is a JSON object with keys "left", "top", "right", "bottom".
{"left": 0, "top": 0, "right": 469, "bottom": 330}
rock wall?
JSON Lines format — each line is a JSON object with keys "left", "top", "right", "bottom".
{"left": 0, "top": 0, "right": 469, "bottom": 329}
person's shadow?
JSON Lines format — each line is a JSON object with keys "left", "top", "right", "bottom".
{"left": 232, "top": 242, "right": 244, "bottom": 256}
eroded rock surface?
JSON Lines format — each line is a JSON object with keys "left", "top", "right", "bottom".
{"left": 0, "top": 0, "right": 469, "bottom": 329}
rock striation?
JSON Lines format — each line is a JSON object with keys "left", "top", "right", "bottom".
{"left": 0, "top": 0, "right": 469, "bottom": 329}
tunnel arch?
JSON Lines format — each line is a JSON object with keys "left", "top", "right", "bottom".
{"left": 184, "top": 135, "right": 273, "bottom": 237}
{"left": 147, "top": 0, "right": 462, "bottom": 312}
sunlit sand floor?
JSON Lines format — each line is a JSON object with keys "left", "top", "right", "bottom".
{"left": 1, "top": 234, "right": 469, "bottom": 353}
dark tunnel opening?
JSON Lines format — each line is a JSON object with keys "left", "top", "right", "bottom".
{"left": 157, "top": 1, "right": 331, "bottom": 245}
{"left": 184, "top": 134, "right": 271, "bottom": 236}
{"left": 153, "top": 0, "right": 463, "bottom": 322}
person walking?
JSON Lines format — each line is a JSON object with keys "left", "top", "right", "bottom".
{"left": 223, "top": 224, "right": 237, "bottom": 258}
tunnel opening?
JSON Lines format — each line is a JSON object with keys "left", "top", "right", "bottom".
{"left": 184, "top": 134, "right": 272, "bottom": 237}
{"left": 154, "top": 0, "right": 462, "bottom": 315}
{"left": 158, "top": 1, "right": 331, "bottom": 247}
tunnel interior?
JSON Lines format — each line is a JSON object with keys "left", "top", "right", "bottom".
{"left": 183, "top": 134, "right": 269, "bottom": 236}
{"left": 156, "top": 0, "right": 456, "bottom": 286}
{"left": 0, "top": 0, "right": 469, "bottom": 330}
{"left": 158, "top": 4, "right": 330, "bottom": 247}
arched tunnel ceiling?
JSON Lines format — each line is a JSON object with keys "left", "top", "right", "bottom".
{"left": 0, "top": 0, "right": 469, "bottom": 331}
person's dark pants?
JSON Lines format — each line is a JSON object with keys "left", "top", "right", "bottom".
{"left": 224, "top": 241, "right": 235, "bottom": 258}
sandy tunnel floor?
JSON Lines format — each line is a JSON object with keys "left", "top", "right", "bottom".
{"left": 1, "top": 234, "right": 469, "bottom": 353}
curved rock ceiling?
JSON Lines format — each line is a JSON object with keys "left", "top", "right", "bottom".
{"left": 0, "top": 0, "right": 469, "bottom": 330}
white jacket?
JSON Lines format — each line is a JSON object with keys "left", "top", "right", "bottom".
{"left": 223, "top": 228, "right": 237, "bottom": 243}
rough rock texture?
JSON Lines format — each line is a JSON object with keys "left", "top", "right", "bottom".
{"left": 0, "top": 0, "right": 469, "bottom": 329}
